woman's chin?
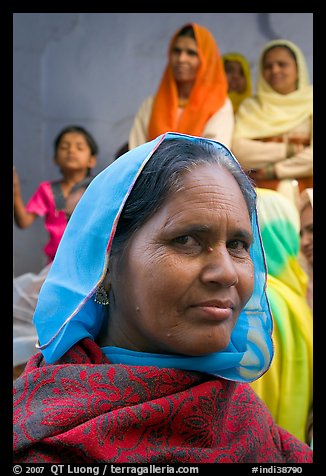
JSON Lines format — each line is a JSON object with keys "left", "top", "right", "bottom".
{"left": 179, "top": 339, "right": 231, "bottom": 357}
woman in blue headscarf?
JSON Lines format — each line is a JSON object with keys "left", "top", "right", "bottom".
{"left": 13, "top": 133, "right": 312, "bottom": 463}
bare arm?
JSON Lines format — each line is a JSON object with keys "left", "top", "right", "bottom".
{"left": 13, "top": 168, "right": 37, "bottom": 228}
{"left": 274, "top": 145, "right": 312, "bottom": 179}
{"left": 231, "top": 137, "right": 288, "bottom": 171}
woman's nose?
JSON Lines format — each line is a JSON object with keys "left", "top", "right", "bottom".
{"left": 270, "top": 63, "right": 281, "bottom": 74}
{"left": 301, "top": 230, "right": 312, "bottom": 247}
{"left": 200, "top": 247, "right": 238, "bottom": 287}
{"left": 178, "top": 51, "right": 189, "bottom": 62}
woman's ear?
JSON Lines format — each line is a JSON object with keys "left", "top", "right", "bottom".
{"left": 88, "top": 155, "right": 97, "bottom": 170}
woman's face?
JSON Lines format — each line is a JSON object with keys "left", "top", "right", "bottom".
{"left": 108, "top": 164, "right": 254, "bottom": 356}
{"left": 224, "top": 60, "right": 247, "bottom": 93}
{"left": 300, "top": 203, "right": 313, "bottom": 266}
{"left": 169, "top": 36, "right": 200, "bottom": 85}
{"left": 262, "top": 46, "right": 298, "bottom": 94}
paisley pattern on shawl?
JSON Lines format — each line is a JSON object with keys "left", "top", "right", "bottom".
{"left": 13, "top": 338, "right": 312, "bottom": 463}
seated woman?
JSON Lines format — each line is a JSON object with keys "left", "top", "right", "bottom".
{"left": 250, "top": 188, "right": 313, "bottom": 444}
{"left": 128, "top": 23, "right": 233, "bottom": 149}
{"left": 223, "top": 52, "right": 252, "bottom": 113}
{"left": 231, "top": 39, "right": 313, "bottom": 204}
{"left": 13, "top": 133, "right": 312, "bottom": 463}
{"left": 298, "top": 187, "right": 313, "bottom": 447}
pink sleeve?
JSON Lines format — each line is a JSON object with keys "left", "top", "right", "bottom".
{"left": 26, "top": 182, "right": 54, "bottom": 217}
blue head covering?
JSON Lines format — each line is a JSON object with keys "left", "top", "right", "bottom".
{"left": 34, "top": 132, "right": 273, "bottom": 383}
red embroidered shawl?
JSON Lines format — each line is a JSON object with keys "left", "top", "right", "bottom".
{"left": 13, "top": 338, "right": 312, "bottom": 463}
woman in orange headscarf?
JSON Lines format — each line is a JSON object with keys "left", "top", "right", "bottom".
{"left": 128, "top": 23, "right": 233, "bottom": 149}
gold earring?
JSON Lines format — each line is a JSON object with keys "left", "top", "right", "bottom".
{"left": 94, "top": 284, "right": 110, "bottom": 305}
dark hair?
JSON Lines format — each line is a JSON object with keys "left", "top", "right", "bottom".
{"left": 176, "top": 24, "right": 195, "bottom": 41}
{"left": 54, "top": 125, "right": 99, "bottom": 156}
{"left": 111, "top": 137, "right": 255, "bottom": 257}
{"left": 262, "top": 44, "right": 297, "bottom": 66}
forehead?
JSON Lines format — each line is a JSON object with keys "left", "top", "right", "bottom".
{"left": 263, "top": 46, "right": 295, "bottom": 63}
{"left": 173, "top": 35, "right": 197, "bottom": 50}
{"left": 59, "top": 132, "right": 87, "bottom": 143}
{"left": 225, "top": 60, "right": 243, "bottom": 73}
{"left": 300, "top": 203, "right": 313, "bottom": 222}
{"left": 166, "top": 163, "right": 249, "bottom": 215}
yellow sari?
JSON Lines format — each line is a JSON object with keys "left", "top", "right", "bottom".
{"left": 251, "top": 188, "right": 313, "bottom": 443}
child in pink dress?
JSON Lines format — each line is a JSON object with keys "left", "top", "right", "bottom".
{"left": 14, "top": 125, "right": 98, "bottom": 263}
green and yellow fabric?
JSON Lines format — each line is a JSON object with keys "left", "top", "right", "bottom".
{"left": 251, "top": 188, "right": 313, "bottom": 443}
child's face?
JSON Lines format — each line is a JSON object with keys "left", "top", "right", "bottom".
{"left": 55, "top": 132, "right": 96, "bottom": 173}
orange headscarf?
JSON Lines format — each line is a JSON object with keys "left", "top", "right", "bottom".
{"left": 148, "top": 23, "right": 228, "bottom": 141}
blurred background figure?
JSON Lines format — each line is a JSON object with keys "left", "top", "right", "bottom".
{"left": 250, "top": 188, "right": 313, "bottom": 445}
{"left": 232, "top": 39, "right": 313, "bottom": 205}
{"left": 298, "top": 188, "right": 313, "bottom": 312}
{"left": 14, "top": 125, "right": 98, "bottom": 266}
{"left": 13, "top": 264, "right": 50, "bottom": 379}
{"left": 129, "top": 23, "right": 233, "bottom": 149}
{"left": 223, "top": 52, "right": 252, "bottom": 114}
{"left": 13, "top": 182, "right": 91, "bottom": 380}
{"left": 113, "top": 142, "right": 129, "bottom": 160}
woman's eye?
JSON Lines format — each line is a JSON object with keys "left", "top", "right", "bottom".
{"left": 173, "top": 235, "right": 201, "bottom": 250}
{"left": 228, "top": 240, "right": 250, "bottom": 254}
{"left": 174, "top": 235, "right": 194, "bottom": 245}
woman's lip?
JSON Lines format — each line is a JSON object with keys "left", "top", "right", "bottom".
{"left": 174, "top": 67, "right": 191, "bottom": 74}
{"left": 270, "top": 75, "right": 284, "bottom": 81}
{"left": 303, "top": 247, "right": 313, "bottom": 254}
{"left": 194, "top": 306, "right": 232, "bottom": 321}
{"left": 193, "top": 300, "right": 235, "bottom": 308}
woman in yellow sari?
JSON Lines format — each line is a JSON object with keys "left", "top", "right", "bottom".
{"left": 223, "top": 52, "right": 252, "bottom": 114}
{"left": 232, "top": 39, "right": 313, "bottom": 204}
{"left": 251, "top": 188, "right": 313, "bottom": 444}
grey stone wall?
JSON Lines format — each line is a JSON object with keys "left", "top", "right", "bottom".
{"left": 13, "top": 13, "right": 313, "bottom": 275}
